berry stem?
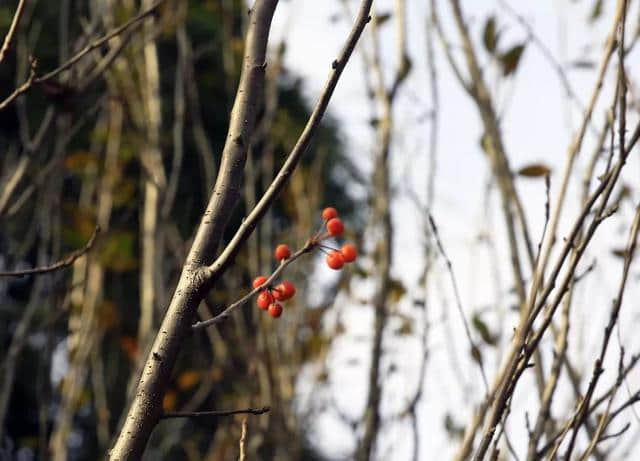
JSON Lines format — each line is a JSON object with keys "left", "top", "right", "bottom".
{"left": 192, "top": 240, "right": 315, "bottom": 330}
{"left": 318, "top": 243, "right": 339, "bottom": 252}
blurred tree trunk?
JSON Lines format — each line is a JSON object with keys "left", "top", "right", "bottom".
{"left": 357, "top": 1, "right": 409, "bottom": 458}
{"left": 51, "top": 104, "right": 122, "bottom": 460}
{"left": 138, "top": 0, "right": 166, "bottom": 352}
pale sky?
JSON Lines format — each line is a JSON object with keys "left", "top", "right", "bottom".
{"left": 270, "top": 1, "right": 640, "bottom": 459}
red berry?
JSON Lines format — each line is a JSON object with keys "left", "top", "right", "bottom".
{"left": 327, "top": 218, "right": 344, "bottom": 236}
{"left": 272, "top": 287, "right": 284, "bottom": 301}
{"left": 274, "top": 281, "right": 296, "bottom": 301}
{"left": 322, "top": 207, "right": 338, "bottom": 221}
{"left": 326, "top": 250, "right": 345, "bottom": 270}
{"left": 341, "top": 244, "right": 357, "bottom": 263}
{"left": 268, "top": 302, "right": 283, "bottom": 318}
{"left": 252, "top": 276, "right": 268, "bottom": 289}
{"left": 257, "top": 291, "right": 273, "bottom": 310}
{"left": 274, "top": 244, "right": 291, "bottom": 261}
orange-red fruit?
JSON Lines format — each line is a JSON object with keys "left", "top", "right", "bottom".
{"left": 274, "top": 244, "right": 291, "bottom": 261}
{"left": 272, "top": 287, "right": 284, "bottom": 301}
{"left": 322, "top": 207, "right": 338, "bottom": 221}
{"left": 274, "top": 281, "right": 296, "bottom": 301}
{"left": 252, "top": 275, "right": 268, "bottom": 289}
{"left": 326, "top": 250, "right": 345, "bottom": 270}
{"left": 341, "top": 244, "right": 357, "bottom": 263}
{"left": 268, "top": 302, "right": 283, "bottom": 318}
{"left": 257, "top": 291, "right": 274, "bottom": 310}
{"left": 327, "top": 218, "right": 344, "bottom": 236}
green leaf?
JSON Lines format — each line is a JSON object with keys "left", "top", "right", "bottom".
{"left": 388, "top": 279, "right": 407, "bottom": 303}
{"left": 100, "top": 231, "right": 138, "bottom": 272}
{"left": 517, "top": 163, "right": 551, "bottom": 178}
{"left": 472, "top": 313, "right": 498, "bottom": 346}
{"left": 499, "top": 44, "right": 525, "bottom": 76}
{"left": 482, "top": 16, "right": 498, "bottom": 54}
{"left": 590, "top": 0, "right": 603, "bottom": 22}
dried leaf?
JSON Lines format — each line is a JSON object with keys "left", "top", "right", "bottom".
{"left": 375, "top": 12, "right": 392, "bottom": 25}
{"left": 395, "top": 319, "right": 413, "bottom": 336}
{"left": 517, "top": 163, "right": 551, "bottom": 178}
{"left": 483, "top": 16, "right": 498, "bottom": 54}
{"left": 611, "top": 248, "right": 627, "bottom": 259}
{"left": 388, "top": 279, "right": 406, "bottom": 303}
{"left": 470, "top": 344, "right": 483, "bottom": 365}
{"left": 64, "top": 152, "right": 97, "bottom": 172}
{"left": 499, "top": 44, "right": 525, "bottom": 76}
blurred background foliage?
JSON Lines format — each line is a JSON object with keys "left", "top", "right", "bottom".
{"left": 0, "top": 0, "right": 361, "bottom": 459}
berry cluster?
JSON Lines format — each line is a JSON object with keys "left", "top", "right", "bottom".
{"left": 253, "top": 271, "right": 296, "bottom": 318}
{"left": 319, "top": 207, "right": 358, "bottom": 271}
{"left": 251, "top": 207, "right": 357, "bottom": 320}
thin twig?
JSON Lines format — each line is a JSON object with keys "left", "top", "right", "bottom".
{"left": 428, "top": 212, "right": 489, "bottom": 392}
{"left": 498, "top": 0, "right": 585, "bottom": 112}
{"left": 536, "top": 354, "right": 640, "bottom": 458}
{"left": 0, "top": 57, "right": 36, "bottom": 111}
{"left": 0, "top": 0, "right": 164, "bottom": 111}
{"left": 430, "top": 0, "right": 471, "bottom": 95}
{"left": 238, "top": 417, "right": 248, "bottom": 461}
{"left": 161, "top": 406, "right": 270, "bottom": 419}
{"left": 598, "top": 422, "right": 631, "bottom": 443}
{"left": 35, "top": 0, "right": 164, "bottom": 84}
{"left": 0, "top": 225, "right": 100, "bottom": 277}
{"left": 0, "top": 0, "right": 27, "bottom": 64}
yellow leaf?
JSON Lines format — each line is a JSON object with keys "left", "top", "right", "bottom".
{"left": 176, "top": 370, "right": 201, "bottom": 391}
{"left": 517, "top": 163, "right": 551, "bottom": 178}
{"left": 64, "top": 152, "right": 97, "bottom": 172}
{"left": 163, "top": 391, "right": 177, "bottom": 412}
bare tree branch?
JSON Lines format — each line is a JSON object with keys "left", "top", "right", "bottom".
{"left": 0, "top": 225, "right": 100, "bottom": 277}
{"left": 428, "top": 212, "right": 489, "bottom": 392}
{"left": 160, "top": 406, "right": 270, "bottom": 419}
{"left": 0, "top": 0, "right": 27, "bottom": 64}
